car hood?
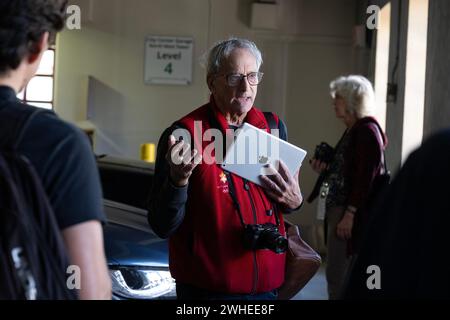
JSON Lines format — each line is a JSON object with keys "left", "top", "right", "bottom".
{"left": 103, "top": 200, "right": 169, "bottom": 268}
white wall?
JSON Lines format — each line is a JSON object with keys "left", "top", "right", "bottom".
{"left": 55, "top": 0, "right": 358, "bottom": 247}
{"left": 56, "top": 0, "right": 212, "bottom": 157}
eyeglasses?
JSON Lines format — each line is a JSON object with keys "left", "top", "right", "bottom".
{"left": 217, "top": 72, "right": 264, "bottom": 87}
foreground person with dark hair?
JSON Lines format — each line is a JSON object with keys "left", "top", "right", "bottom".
{"left": 344, "top": 128, "right": 450, "bottom": 299}
{"left": 0, "top": 0, "right": 111, "bottom": 299}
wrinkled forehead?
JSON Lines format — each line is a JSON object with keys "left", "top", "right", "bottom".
{"left": 218, "top": 48, "right": 258, "bottom": 73}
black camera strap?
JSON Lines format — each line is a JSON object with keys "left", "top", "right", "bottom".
{"left": 373, "top": 123, "right": 389, "bottom": 175}
{"left": 273, "top": 202, "right": 281, "bottom": 226}
{"left": 205, "top": 106, "right": 246, "bottom": 227}
{"left": 255, "top": 185, "right": 282, "bottom": 228}
{"left": 224, "top": 171, "right": 246, "bottom": 227}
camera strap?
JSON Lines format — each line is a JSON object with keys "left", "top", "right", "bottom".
{"left": 272, "top": 201, "right": 281, "bottom": 227}
{"left": 224, "top": 171, "right": 246, "bottom": 227}
{"left": 373, "top": 123, "right": 389, "bottom": 175}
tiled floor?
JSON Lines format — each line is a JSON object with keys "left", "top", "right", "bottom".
{"left": 292, "top": 265, "right": 328, "bottom": 300}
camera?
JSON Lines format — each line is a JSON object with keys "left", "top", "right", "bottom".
{"left": 243, "top": 223, "right": 287, "bottom": 254}
{"left": 313, "top": 142, "right": 334, "bottom": 164}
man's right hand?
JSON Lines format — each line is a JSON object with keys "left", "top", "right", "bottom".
{"left": 166, "top": 135, "right": 202, "bottom": 187}
{"left": 310, "top": 158, "right": 328, "bottom": 174}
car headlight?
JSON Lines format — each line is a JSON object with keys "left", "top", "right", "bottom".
{"left": 110, "top": 267, "right": 176, "bottom": 299}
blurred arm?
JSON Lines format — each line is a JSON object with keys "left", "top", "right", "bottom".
{"left": 62, "top": 220, "right": 112, "bottom": 300}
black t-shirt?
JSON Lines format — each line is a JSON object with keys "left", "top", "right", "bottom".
{"left": 0, "top": 86, "right": 105, "bottom": 230}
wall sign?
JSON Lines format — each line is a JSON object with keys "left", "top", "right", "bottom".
{"left": 144, "top": 35, "right": 193, "bottom": 85}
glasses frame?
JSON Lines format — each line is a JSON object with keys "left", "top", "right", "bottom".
{"left": 216, "top": 72, "right": 264, "bottom": 87}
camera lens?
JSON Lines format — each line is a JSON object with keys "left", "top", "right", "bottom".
{"left": 264, "top": 232, "right": 288, "bottom": 254}
{"left": 258, "top": 224, "right": 288, "bottom": 254}
{"left": 243, "top": 223, "right": 287, "bottom": 254}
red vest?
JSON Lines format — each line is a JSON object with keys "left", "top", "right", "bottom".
{"left": 169, "top": 99, "right": 286, "bottom": 294}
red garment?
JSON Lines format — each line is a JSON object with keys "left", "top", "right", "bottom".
{"left": 169, "top": 99, "right": 286, "bottom": 294}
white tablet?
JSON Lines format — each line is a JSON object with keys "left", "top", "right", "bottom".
{"left": 221, "top": 123, "right": 307, "bottom": 188}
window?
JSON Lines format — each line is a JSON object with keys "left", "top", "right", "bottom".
{"left": 17, "top": 49, "right": 55, "bottom": 110}
{"left": 402, "top": 0, "right": 429, "bottom": 163}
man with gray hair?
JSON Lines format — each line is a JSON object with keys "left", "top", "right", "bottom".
{"left": 148, "top": 38, "right": 303, "bottom": 299}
